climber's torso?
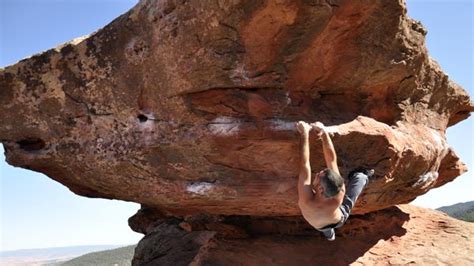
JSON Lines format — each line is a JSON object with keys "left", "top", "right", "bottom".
{"left": 299, "top": 187, "right": 345, "bottom": 229}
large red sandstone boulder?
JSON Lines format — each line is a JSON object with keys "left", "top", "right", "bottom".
{"left": 0, "top": 0, "right": 472, "bottom": 219}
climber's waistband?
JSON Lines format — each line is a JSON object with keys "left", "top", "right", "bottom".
{"left": 316, "top": 206, "right": 349, "bottom": 230}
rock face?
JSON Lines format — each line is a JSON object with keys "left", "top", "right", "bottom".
{"left": 0, "top": 0, "right": 472, "bottom": 217}
{"left": 131, "top": 205, "right": 474, "bottom": 265}
{"left": 0, "top": 0, "right": 473, "bottom": 262}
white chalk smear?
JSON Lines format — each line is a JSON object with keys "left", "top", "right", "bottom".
{"left": 208, "top": 116, "right": 241, "bottom": 136}
{"left": 324, "top": 126, "right": 338, "bottom": 134}
{"left": 412, "top": 171, "right": 439, "bottom": 188}
{"left": 212, "top": 116, "right": 236, "bottom": 123}
{"left": 270, "top": 119, "right": 295, "bottom": 131}
{"left": 428, "top": 128, "right": 445, "bottom": 148}
{"left": 266, "top": 119, "right": 340, "bottom": 133}
{"left": 186, "top": 182, "right": 214, "bottom": 195}
{"left": 137, "top": 118, "right": 155, "bottom": 131}
{"left": 229, "top": 64, "right": 250, "bottom": 81}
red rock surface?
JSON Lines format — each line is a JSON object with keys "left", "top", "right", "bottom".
{"left": 0, "top": 0, "right": 472, "bottom": 218}
{"left": 131, "top": 205, "right": 474, "bottom": 265}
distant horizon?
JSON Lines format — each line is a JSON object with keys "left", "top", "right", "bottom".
{"left": 1, "top": 0, "right": 472, "bottom": 252}
{"left": 0, "top": 243, "right": 135, "bottom": 266}
{"left": 0, "top": 243, "right": 135, "bottom": 253}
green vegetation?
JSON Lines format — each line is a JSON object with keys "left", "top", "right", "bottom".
{"left": 437, "top": 201, "right": 474, "bottom": 223}
{"left": 58, "top": 245, "right": 136, "bottom": 266}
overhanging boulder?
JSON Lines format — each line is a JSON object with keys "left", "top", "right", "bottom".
{"left": 0, "top": 0, "right": 472, "bottom": 218}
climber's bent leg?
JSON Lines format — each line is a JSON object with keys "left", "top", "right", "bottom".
{"left": 339, "top": 171, "right": 370, "bottom": 223}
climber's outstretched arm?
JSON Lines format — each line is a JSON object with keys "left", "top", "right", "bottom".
{"left": 296, "top": 121, "right": 314, "bottom": 204}
{"left": 312, "top": 122, "right": 340, "bottom": 176}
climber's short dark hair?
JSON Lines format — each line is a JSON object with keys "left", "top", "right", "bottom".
{"left": 320, "top": 168, "right": 344, "bottom": 198}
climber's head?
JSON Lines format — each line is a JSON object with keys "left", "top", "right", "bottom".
{"left": 313, "top": 168, "right": 344, "bottom": 198}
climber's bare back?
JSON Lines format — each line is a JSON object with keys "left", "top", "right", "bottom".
{"left": 299, "top": 188, "right": 345, "bottom": 229}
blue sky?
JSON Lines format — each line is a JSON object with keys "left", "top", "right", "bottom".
{"left": 0, "top": 0, "right": 472, "bottom": 251}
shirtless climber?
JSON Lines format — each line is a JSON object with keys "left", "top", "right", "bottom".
{"left": 295, "top": 121, "right": 373, "bottom": 241}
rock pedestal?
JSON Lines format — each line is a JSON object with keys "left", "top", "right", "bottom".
{"left": 130, "top": 205, "right": 474, "bottom": 265}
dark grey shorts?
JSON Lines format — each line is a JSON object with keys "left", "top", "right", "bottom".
{"left": 316, "top": 171, "right": 369, "bottom": 239}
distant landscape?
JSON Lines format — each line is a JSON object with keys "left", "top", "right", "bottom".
{"left": 437, "top": 201, "right": 474, "bottom": 222}
{"left": 0, "top": 245, "right": 134, "bottom": 266}
{"left": 58, "top": 245, "right": 136, "bottom": 266}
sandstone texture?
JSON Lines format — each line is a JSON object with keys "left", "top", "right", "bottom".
{"left": 1, "top": 0, "right": 472, "bottom": 218}
{"left": 131, "top": 204, "right": 474, "bottom": 265}
{"left": 1, "top": 0, "right": 473, "bottom": 252}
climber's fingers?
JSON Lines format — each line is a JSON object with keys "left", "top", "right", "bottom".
{"left": 310, "top": 122, "right": 326, "bottom": 136}
{"left": 295, "top": 121, "right": 311, "bottom": 134}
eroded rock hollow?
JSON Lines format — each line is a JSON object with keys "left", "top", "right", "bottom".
{"left": 1, "top": 0, "right": 473, "bottom": 264}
